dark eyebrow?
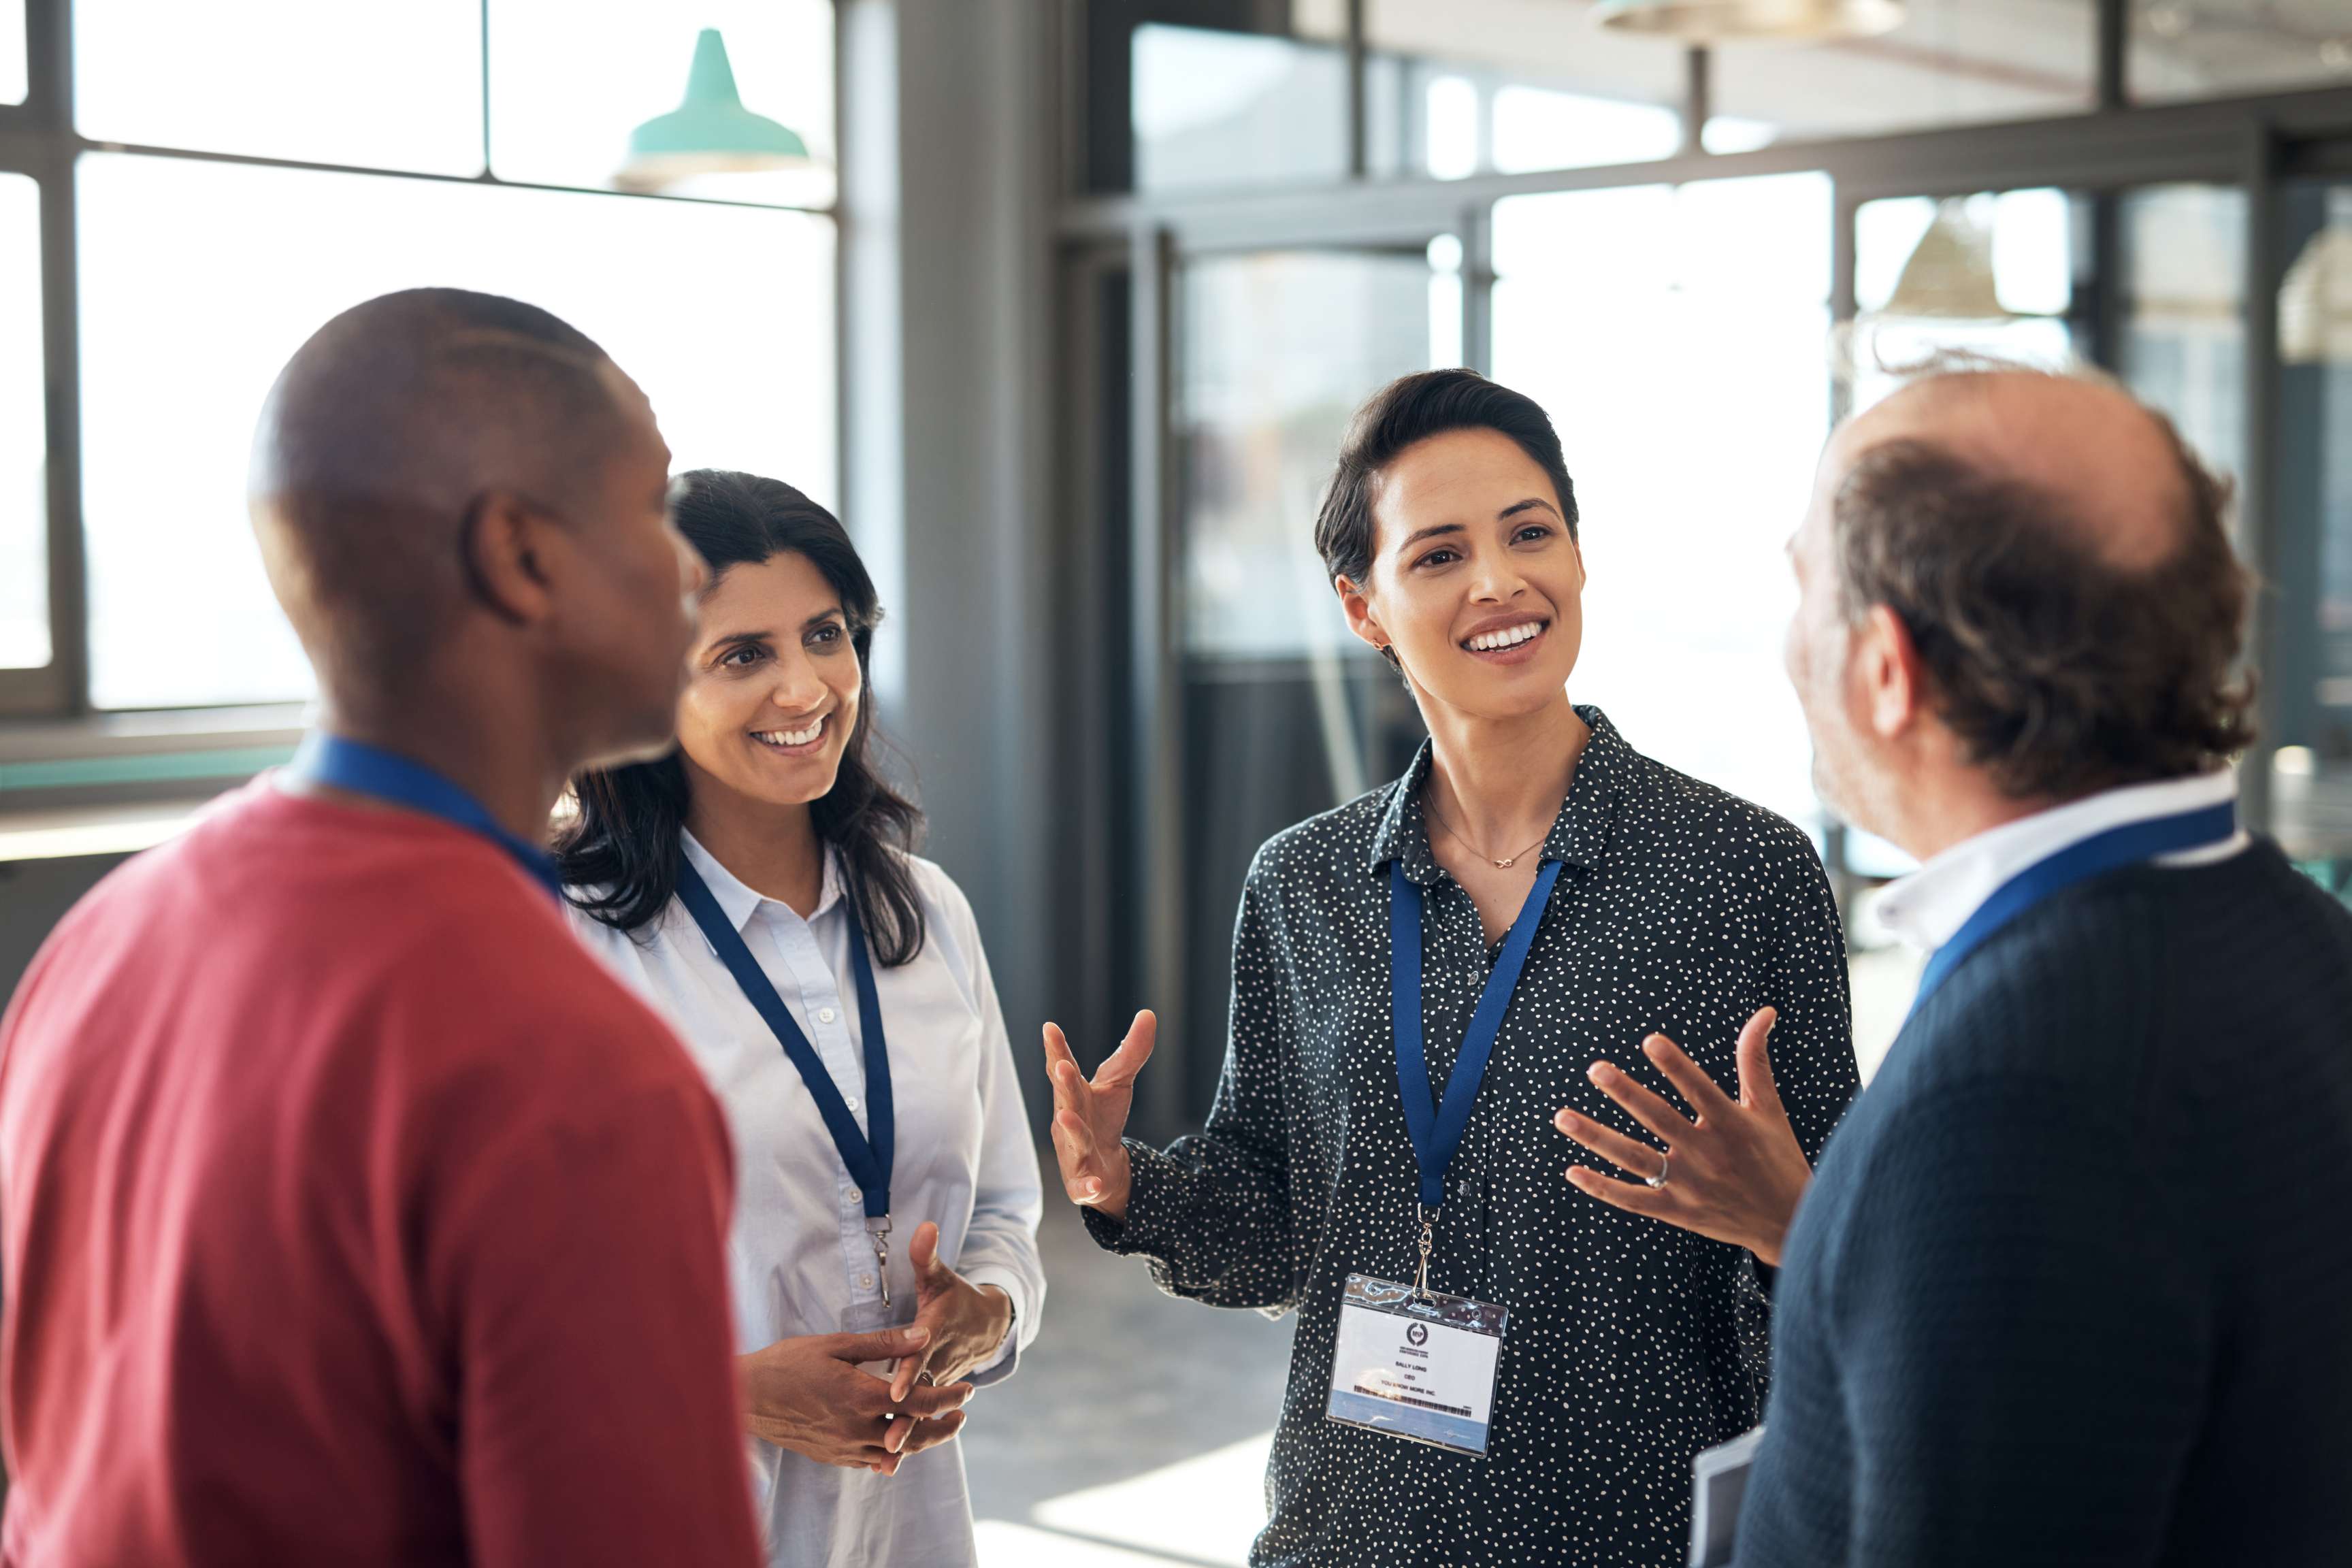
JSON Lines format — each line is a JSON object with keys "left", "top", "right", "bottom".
{"left": 802, "top": 608, "right": 846, "bottom": 632}
{"left": 1499, "top": 497, "right": 1560, "bottom": 521}
{"left": 1396, "top": 522, "right": 1465, "bottom": 552}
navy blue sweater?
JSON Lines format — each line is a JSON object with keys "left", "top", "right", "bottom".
{"left": 1737, "top": 839, "right": 2352, "bottom": 1567}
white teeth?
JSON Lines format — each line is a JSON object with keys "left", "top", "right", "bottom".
{"left": 1467, "top": 622, "right": 1544, "bottom": 652}
{"left": 754, "top": 717, "right": 825, "bottom": 748}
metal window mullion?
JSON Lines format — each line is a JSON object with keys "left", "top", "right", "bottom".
{"left": 2238, "top": 121, "right": 2283, "bottom": 833}
{"left": 1127, "top": 223, "right": 1183, "bottom": 1145}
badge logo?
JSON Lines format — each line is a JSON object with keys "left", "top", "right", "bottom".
{"left": 1406, "top": 1322, "right": 1429, "bottom": 1348}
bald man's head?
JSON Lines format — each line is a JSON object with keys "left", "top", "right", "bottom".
{"left": 1797, "top": 361, "right": 2253, "bottom": 803}
{"left": 250, "top": 289, "right": 698, "bottom": 766}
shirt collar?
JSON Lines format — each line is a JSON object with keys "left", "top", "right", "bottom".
{"left": 1369, "top": 704, "right": 1628, "bottom": 885}
{"left": 1874, "top": 769, "right": 2243, "bottom": 953}
{"left": 678, "top": 828, "right": 846, "bottom": 933}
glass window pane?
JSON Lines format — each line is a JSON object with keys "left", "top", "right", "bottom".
{"left": 1132, "top": 24, "right": 1350, "bottom": 194}
{"left": 1178, "top": 249, "right": 1437, "bottom": 657}
{"left": 1341, "top": 0, "right": 1689, "bottom": 177}
{"left": 0, "top": 0, "right": 25, "bottom": 106}
{"left": 1492, "top": 174, "right": 1833, "bottom": 830}
{"left": 489, "top": 0, "right": 834, "bottom": 207}
{"left": 2277, "top": 179, "right": 2352, "bottom": 762}
{"left": 2122, "top": 184, "right": 2247, "bottom": 491}
{"left": 2134, "top": 1, "right": 2352, "bottom": 102}
{"left": 0, "top": 175, "right": 46, "bottom": 670}
{"left": 1714, "top": 0, "right": 2095, "bottom": 144}
{"left": 76, "top": 1, "right": 483, "bottom": 175}
{"left": 78, "top": 152, "right": 835, "bottom": 711}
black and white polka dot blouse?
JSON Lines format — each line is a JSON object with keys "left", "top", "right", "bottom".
{"left": 1085, "top": 706, "right": 1859, "bottom": 1568}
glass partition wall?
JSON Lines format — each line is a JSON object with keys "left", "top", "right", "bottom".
{"left": 1066, "top": 0, "right": 2352, "bottom": 1132}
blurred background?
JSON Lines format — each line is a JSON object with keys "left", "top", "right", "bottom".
{"left": 1, "top": 1, "right": 2349, "bottom": 1560}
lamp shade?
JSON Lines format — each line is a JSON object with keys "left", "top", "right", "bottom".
{"left": 1592, "top": 0, "right": 1906, "bottom": 42}
{"left": 1880, "top": 197, "right": 2012, "bottom": 322}
{"left": 617, "top": 28, "right": 812, "bottom": 193}
{"left": 2281, "top": 221, "right": 2352, "bottom": 365}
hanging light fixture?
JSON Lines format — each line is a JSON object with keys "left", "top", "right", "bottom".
{"left": 2280, "top": 219, "right": 2352, "bottom": 365}
{"left": 1592, "top": 0, "right": 1906, "bottom": 42}
{"left": 1878, "top": 197, "right": 2012, "bottom": 321}
{"left": 616, "top": 29, "right": 814, "bottom": 193}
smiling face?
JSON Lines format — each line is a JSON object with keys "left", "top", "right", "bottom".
{"left": 1335, "top": 426, "right": 1586, "bottom": 722}
{"left": 674, "top": 549, "right": 863, "bottom": 813}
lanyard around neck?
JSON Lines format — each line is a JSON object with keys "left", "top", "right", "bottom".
{"left": 1390, "top": 856, "right": 1564, "bottom": 1210}
{"left": 674, "top": 855, "right": 894, "bottom": 1222}
{"left": 1911, "top": 799, "right": 2238, "bottom": 1016}
{"left": 286, "top": 732, "right": 561, "bottom": 900}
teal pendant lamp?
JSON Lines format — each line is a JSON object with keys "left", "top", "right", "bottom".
{"left": 1593, "top": 0, "right": 1906, "bottom": 42}
{"left": 616, "top": 28, "right": 813, "bottom": 192}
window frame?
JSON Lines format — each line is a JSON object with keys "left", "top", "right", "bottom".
{"left": 0, "top": 0, "right": 842, "bottom": 766}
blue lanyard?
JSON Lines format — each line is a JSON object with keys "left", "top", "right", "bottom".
{"left": 286, "top": 732, "right": 562, "bottom": 900}
{"left": 1911, "top": 800, "right": 2237, "bottom": 1014}
{"left": 1390, "top": 856, "right": 1564, "bottom": 1210}
{"left": 674, "top": 855, "right": 893, "bottom": 1223}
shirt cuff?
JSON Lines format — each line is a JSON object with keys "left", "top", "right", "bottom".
{"left": 957, "top": 1266, "right": 1031, "bottom": 1387}
{"left": 1078, "top": 1139, "right": 1171, "bottom": 1258}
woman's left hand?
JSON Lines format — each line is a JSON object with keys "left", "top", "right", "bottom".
{"left": 1552, "top": 1006, "right": 1815, "bottom": 1268}
{"left": 889, "top": 1221, "right": 1014, "bottom": 1404}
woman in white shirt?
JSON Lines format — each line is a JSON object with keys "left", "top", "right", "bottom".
{"left": 555, "top": 470, "right": 1044, "bottom": 1568}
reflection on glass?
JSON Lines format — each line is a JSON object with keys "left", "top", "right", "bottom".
{"left": 0, "top": 0, "right": 25, "bottom": 105}
{"left": 490, "top": 0, "right": 834, "bottom": 207}
{"left": 0, "top": 176, "right": 46, "bottom": 670}
{"left": 2132, "top": 1, "right": 2352, "bottom": 102}
{"left": 79, "top": 153, "right": 835, "bottom": 710}
{"left": 76, "top": 0, "right": 483, "bottom": 174}
{"left": 1178, "top": 250, "right": 1433, "bottom": 657}
{"left": 1714, "top": 0, "right": 2093, "bottom": 143}
{"left": 1492, "top": 174, "right": 1832, "bottom": 831}
{"left": 1132, "top": 25, "right": 1350, "bottom": 193}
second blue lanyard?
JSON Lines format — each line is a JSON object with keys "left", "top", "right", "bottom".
{"left": 676, "top": 855, "right": 898, "bottom": 1296}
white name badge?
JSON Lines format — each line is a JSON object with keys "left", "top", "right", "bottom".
{"left": 1325, "top": 1272, "right": 1508, "bottom": 1456}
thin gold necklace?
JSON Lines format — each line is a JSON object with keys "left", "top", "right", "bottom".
{"left": 1424, "top": 798, "right": 1548, "bottom": 870}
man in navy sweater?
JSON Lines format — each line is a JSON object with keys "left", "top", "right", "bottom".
{"left": 1562, "top": 363, "right": 2352, "bottom": 1565}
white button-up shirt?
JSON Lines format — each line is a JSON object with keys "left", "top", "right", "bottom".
{"left": 570, "top": 833, "right": 1044, "bottom": 1568}
{"left": 1875, "top": 769, "right": 2247, "bottom": 953}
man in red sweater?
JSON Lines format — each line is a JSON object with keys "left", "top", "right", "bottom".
{"left": 0, "top": 289, "right": 941, "bottom": 1565}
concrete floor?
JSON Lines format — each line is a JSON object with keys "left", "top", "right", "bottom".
{"left": 961, "top": 1191, "right": 1292, "bottom": 1566}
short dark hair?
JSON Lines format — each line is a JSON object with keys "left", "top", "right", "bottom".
{"left": 1833, "top": 423, "right": 2255, "bottom": 800}
{"left": 1314, "top": 369, "right": 1578, "bottom": 587}
{"left": 557, "top": 471, "right": 928, "bottom": 964}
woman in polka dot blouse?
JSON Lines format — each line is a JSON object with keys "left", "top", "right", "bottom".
{"left": 1043, "top": 369, "right": 1861, "bottom": 1568}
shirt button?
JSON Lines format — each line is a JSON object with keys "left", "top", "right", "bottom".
{"left": 845, "top": 1096, "right": 861, "bottom": 1112}
{"left": 1458, "top": 1179, "right": 1477, "bottom": 1200}
{"left": 818, "top": 1007, "right": 838, "bottom": 1025}
{"left": 858, "top": 1273, "right": 876, "bottom": 1290}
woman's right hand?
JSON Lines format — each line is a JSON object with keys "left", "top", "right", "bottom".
{"left": 736, "top": 1326, "right": 973, "bottom": 1474}
{"left": 1041, "top": 1011, "right": 1156, "bottom": 1223}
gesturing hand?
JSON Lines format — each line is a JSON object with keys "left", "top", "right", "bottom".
{"left": 736, "top": 1326, "right": 973, "bottom": 1476}
{"left": 888, "top": 1221, "right": 1014, "bottom": 1403}
{"left": 1552, "top": 1006, "right": 1816, "bottom": 1267}
{"left": 1041, "top": 1011, "right": 1156, "bottom": 1224}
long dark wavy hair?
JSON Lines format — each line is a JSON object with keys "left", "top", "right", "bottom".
{"left": 555, "top": 470, "right": 927, "bottom": 964}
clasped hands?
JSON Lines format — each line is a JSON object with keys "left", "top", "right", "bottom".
{"left": 1038, "top": 1004, "right": 1810, "bottom": 1269}
{"left": 737, "top": 1220, "right": 1013, "bottom": 1475}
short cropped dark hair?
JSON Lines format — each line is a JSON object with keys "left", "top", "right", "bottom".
{"left": 1315, "top": 369, "right": 1578, "bottom": 587}
{"left": 1833, "top": 421, "right": 2255, "bottom": 799}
